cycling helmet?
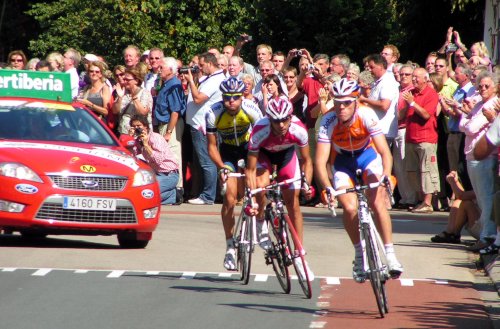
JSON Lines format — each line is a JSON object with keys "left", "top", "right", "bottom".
{"left": 331, "top": 78, "right": 360, "bottom": 99}
{"left": 220, "top": 77, "right": 245, "bottom": 94}
{"left": 266, "top": 97, "right": 293, "bottom": 120}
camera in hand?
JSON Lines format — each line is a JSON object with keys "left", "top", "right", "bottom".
{"left": 134, "top": 127, "right": 143, "bottom": 136}
{"left": 237, "top": 35, "right": 253, "bottom": 42}
{"left": 178, "top": 65, "right": 200, "bottom": 74}
{"left": 446, "top": 43, "right": 458, "bottom": 53}
{"left": 307, "top": 64, "right": 315, "bottom": 71}
{"left": 294, "top": 50, "right": 303, "bottom": 57}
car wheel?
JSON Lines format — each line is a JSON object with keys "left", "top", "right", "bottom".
{"left": 20, "top": 230, "right": 48, "bottom": 239}
{"left": 117, "top": 234, "right": 149, "bottom": 249}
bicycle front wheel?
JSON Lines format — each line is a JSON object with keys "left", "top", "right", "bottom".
{"left": 285, "top": 214, "right": 312, "bottom": 299}
{"left": 268, "top": 217, "right": 291, "bottom": 294}
{"left": 362, "top": 223, "right": 388, "bottom": 318}
{"left": 237, "top": 215, "right": 253, "bottom": 284}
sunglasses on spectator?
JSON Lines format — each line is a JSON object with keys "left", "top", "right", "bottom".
{"left": 478, "top": 84, "right": 491, "bottom": 89}
{"left": 222, "top": 93, "right": 242, "bottom": 101}
{"left": 271, "top": 116, "right": 291, "bottom": 124}
{"left": 89, "top": 70, "right": 101, "bottom": 74}
{"left": 260, "top": 69, "right": 273, "bottom": 72}
{"left": 149, "top": 57, "right": 160, "bottom": 60}
{"left": 10, "top": 58, "right": 23, "bottom": 63}
{"left": 115, "top": 72, "right": 125, "bottom": 77}
{"left": 335, "top": 99, "right": 355, "bottom": 106}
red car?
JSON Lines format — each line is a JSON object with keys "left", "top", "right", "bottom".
{"left": 0, "top": 97, "right": 161, "bottom": 248}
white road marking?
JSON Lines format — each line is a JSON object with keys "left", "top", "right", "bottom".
{"left": 180, "top": 272, "right": 196, "bottom": 279}
{"left": 400, "top": 279, "right": 414, "bottom": 286}
{"left": 309, "top": 321, "right": 327, "bottom": 328}
{"left": 325, "top": 277, "right": 340, "bottom": 285}
{"left": 218, "top": 273, "right": 233, "bottom": 277}
{"left": 316, "top": 302, "right": 330, "bottom": 308}
{"left": 107, "top": 270, "right": 125, "bottom": 278}
{"left": 254, "top": 274, "right": 268, "bottom": 281}
{"left": 32, "top": 268, "right": 52, "bottom": 276}
{"left": 146, "top": 271, "right": 160, "bottom": 275}
{"left": 74, "top": 270, "right": 88, "bottom": 274}
{"left": 435, "top": 280, "right": 449, "bottom": 285}
{"left": 2, "top": 268, "right": 16, "bottom": 272}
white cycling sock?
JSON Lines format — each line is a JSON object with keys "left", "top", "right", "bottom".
{"left": 385, "top": 243, "right": 395, "bottom": 255}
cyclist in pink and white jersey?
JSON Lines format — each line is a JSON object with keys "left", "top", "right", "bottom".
{"left": 245, "top": 97, "right": 314, "bottom": 280}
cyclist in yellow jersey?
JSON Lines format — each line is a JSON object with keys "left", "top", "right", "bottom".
{"left": 206, "top": 77, "right": 262, "bottom": 270}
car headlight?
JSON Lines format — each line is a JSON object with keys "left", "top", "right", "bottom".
{"left": 132, "top": 169, "right": 156, "bottom": 187}
{"left": 0, "top": 163, "right": 43, "bottom": 183}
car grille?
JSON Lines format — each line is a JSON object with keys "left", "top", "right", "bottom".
{"left": 48, "top": 174, "right": 128, "bottom": 191}
{"left": 35, "top": 198, "right": 137, "bottom": 224}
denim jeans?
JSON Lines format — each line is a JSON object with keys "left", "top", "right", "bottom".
{"left": 467, "top": 157, "right": 497, "bottom": 240}
{"left": 190, "top": 126, "right": 216, "bottom": 203}
{"left": 157, "top": 171, "right": 179, "bottom": 205}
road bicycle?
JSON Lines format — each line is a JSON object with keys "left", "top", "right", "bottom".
{"left": 327, "top": 170, "right": 395, "bottom": 317}
{"left": 250, "top": 173, "right": 313, "bottom": 299}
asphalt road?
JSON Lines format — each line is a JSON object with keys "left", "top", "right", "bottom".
{"left": 0, "top": 204, "right": 497, "bottom": 329}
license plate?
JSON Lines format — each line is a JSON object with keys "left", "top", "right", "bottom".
{"left": 63, "top": 197, "right": 116, "bottom": 211}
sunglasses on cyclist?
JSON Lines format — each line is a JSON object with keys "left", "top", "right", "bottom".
{"left": 222, "top": 93, "right": 243, "bottom": 101}
{"left": 334, "top": 99, "right": 355, "bottom": 106}
{"left": 271, "top": 116, "right": 291, "bottom": 124}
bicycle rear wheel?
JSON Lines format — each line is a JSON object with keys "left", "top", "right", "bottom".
{"left": 362, "top": 223, "right": 388, "bottom": 318}
{"left": 268, "top": 218, "right": 291, "bottom": 294}
{"left": 285, "top": 214, "right": 312, "bottom": 299}
{"left": 237, "top": 215, "right": 253, "bottom": 284}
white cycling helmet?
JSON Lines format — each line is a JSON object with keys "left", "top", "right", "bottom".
{"left": 266, "top": 98, "right": 293, "bottom": 120}
{"left": 220, "top": 77, "right": 245, "bottom": 94}
{"left": 331, "top": 78, "right": 360, "bottom": 99}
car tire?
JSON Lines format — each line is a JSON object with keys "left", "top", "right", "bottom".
{"left": 20, "top": 230, "right": 48, "bottom": 239}
{"left": 117, "top": 234, "right": 149, "bottom": 249}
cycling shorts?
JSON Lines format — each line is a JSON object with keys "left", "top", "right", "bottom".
{"left": 257, "top": 147, "right": 301, "bottom": 189}
{"left": 332, "top": 146, "right": 383, "bottom": 189}
{"left": 221, "top": 143, "right": 248, "bottom": 172}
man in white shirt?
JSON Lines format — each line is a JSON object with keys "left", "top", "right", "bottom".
{"left": 63, "top": 48, "right": 81, "bottom": 98}
{"left": 183, "top": 52, "right": 226, "bottom": 205}
{"left": 360, "top": 53, "right": 399, "bottom": 144}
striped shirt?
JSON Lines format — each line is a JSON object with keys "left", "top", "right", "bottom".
{"left": 134, "top": 131, "right": 179, "bottom": 173}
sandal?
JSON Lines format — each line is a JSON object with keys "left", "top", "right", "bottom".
{"left": 430, "top": 231, "right": 461, "bottom": 244}
{"left": 479, "top": 243, "right": 500, "bottom": 255}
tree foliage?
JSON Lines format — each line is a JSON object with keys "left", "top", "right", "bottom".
{"left": 23, "top": 0, "right": 484, "bottom": 68}
{"left": 27, "top": 0, "right": 252, "bottom": 65}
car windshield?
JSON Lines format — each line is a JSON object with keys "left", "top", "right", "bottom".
{"left": 0, "top": 104, "right": 117, "bottom": 146}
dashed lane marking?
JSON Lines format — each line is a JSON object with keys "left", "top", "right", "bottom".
{"left": 309, "top": 321, "right": 327, "bottom": 328}
{"left": 254, "top": 274, "right": 268, "bottom": 281}
{"left": 400, "top": 278, "right": 414, "bottom": 286}
{"left": 180, "top": 272, "right": 196, "bottom": 279}
{"left": 32, "top": 268, "right": 52, "bottom": 276}
{"left": 0, "top": 268, "right": 455, "bottom": 287}
{"left": 325, "top": 277, "right": 340, "bottom": 285}
{"left": 107, "top": 270, "right": 125, "bottom": 278}
{"left": 2, "top": 268, "right": 16, "bottom": 272}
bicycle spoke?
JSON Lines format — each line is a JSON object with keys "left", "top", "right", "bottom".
{"left": 285, "top": 215, "right": 312, "bottom": 299}
{"left": 363, "top": 223, "right": 387, "bottom": 318}
{"left": 267, "top": 219, "right": 290, "bottom": 294}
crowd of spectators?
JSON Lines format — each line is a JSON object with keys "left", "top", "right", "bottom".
{"left": 3, "top": 27, "right": 499, "bottom": 253}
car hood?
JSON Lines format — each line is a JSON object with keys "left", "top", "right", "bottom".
{"left": 0, "top": 141, "right": 142, "bottom": 175}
